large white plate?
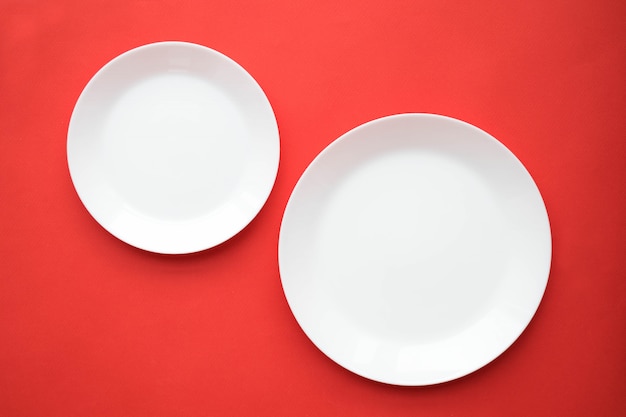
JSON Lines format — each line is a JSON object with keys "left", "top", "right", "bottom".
{"left": 67, "top": 42, "right": 279, "bottom": 254}
{"left": 279, "top": 114, "right": 551, "bottom": 385}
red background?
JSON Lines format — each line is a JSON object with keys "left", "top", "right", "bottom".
{"left": 1, "top": 1, "right": 625, "bottom": 416}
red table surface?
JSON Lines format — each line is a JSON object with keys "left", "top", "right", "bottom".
{"left": 1, "top": 1, "right": 625, "bottom": 416}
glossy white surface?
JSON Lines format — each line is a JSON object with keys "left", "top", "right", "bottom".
{"left": 68, "top": 42, "right": 279, "bottom": 253}
{"left": 279, "top": 114, "right": 551, "bottom": 385}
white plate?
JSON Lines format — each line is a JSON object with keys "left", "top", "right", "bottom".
{"left": 279, "top": 114, "right": 551, "bottom": 385}
{"left": 67, "top": 42, "right": 279, "bottom": 254}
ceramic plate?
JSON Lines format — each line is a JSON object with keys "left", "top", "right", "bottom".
{"left": 279, "top": 114, "right": 551, "bottom": 385}
{"left": 67, "top": 42, "right": 279, "bottom": 253}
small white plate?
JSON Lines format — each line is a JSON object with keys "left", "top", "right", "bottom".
{"left": 279, "top": 114, "right": 551, "bottom": 385}
{"left": 68, "top": 42, "right": 279, "bottom": 254}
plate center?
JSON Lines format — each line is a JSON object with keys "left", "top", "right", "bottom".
{"left": 102, "top": 72, "right": 248, "bottom": 221}
{"left": 314, "top": 150, "right": 508, "bottom": 343}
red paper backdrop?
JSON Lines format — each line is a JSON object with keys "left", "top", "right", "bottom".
{"left": 1, "top": 1, "right": 625, "bottom": 416}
